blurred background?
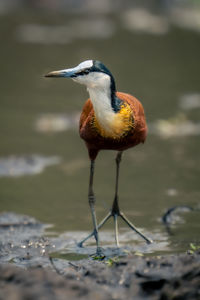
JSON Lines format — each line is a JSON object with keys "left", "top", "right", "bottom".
{"left": 0, "top": 0, "right": 200, "bottom": 254}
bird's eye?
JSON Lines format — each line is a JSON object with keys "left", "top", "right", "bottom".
{"left": 75, "top": 69, "right": 90, "bottom": 76}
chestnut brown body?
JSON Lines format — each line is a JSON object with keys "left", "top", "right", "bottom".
{"left": 79, "top": 92, "right": 147, "bottom": 160}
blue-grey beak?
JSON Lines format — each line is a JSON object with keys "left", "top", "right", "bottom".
{"left": 45, "top": 67, "right": 76, "bottom": 78}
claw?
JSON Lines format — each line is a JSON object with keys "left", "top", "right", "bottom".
{"left": 90, "top": 247, "right": 105, "bottom": 260}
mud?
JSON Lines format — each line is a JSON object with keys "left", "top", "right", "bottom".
{"left": 0, "top": 252, "right": 200, "bottom": 300}
{"left": 0, "top": 212, "right": 199, "bottom": 299}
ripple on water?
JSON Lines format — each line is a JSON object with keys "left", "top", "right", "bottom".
{"left": 179, "top": 93, "right": 200, "bottom": 110}
{"left": 15, "top": 18, "right": 115, "bottom": 45}
{"left": 0, "top": 155, "right": 61, "bottom": 177}
{"left": 34, "top": 113, "right": 79, "bottom": 133}
{"left": 148, "top": 113, "right": 200, "bottom": 138}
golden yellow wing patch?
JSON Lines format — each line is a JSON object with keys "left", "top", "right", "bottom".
{"left": 93, "top": 103, "right": 134, "bottom": 139}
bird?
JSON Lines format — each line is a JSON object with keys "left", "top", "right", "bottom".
{"left": 45, "top": 60, "right": 153, "bottom": 255}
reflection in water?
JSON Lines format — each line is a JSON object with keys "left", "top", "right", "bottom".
{"left": 172, "top": 7, "right": 200, "bottom": 32}
{"left": 149, "top": 114, "right": 200, "bottom": 138}
{"left": 0, "top": 155, "right": 61, "bottom": 177}
{"left": 14, "top": 8, "right": 200, "bottom": 47}
{"left": 122, "top": 7, "right": 200, "bottom": 34}
{"left": 122, "top": 9, "right": 169, "bottom": 35}
{"left": 16, "top": 18, "right": 115, "bottom": 45}
{"left": 165, "top": 188, "right": 178, "bottom": 197}
{"left": 35, "top": 113, "right": 79, "bottom": 133}
{"left": 179, "top": 93, "right": 200, "bottom": 110}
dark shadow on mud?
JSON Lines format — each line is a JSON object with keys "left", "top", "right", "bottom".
{"left": 0, "top": 212, "right": 200, "bottom": 299}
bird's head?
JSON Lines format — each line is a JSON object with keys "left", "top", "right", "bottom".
{"left": 45, "top": 60, "right": 116, "bottom": 91}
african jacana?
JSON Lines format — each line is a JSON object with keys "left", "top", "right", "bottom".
{"left": 45, "top": 60, "right": 152, "bottom": 255}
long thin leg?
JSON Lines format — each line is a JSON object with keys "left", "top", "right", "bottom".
{"left": 112, "top": 151, "right": 122, "bottom": 213}
{"left": 78, "top": 152, "right": 153, "bottom": 248}
{"left": 78, "top": 152, "right": 122, "bottom": 248}
{"left": 111, "top": 151, "right": 153, "bottom": 245}
{"left": 77, "top": 152, "right": 122, "bottom": 248}
{"left": 88, "top": 160, "right": 102, "bottom": 255}
{"left": 114, "top": 214, "right": 119, "bottom": 247}
{"left": 111, "top": 151, "right": 122, "bottom": 246}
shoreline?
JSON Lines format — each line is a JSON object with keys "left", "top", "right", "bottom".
{"left": 0, "top": 212, "right": 199, "bottom": 299}
{"left": 0, "top": 252, "right": 200, "bottom": 299}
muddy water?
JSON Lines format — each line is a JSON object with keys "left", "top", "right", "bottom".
{"left": 0, "top": 11, "right": 200, "bottom": 256}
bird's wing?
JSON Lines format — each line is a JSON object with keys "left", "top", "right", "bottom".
{"left": 79, "top": 98, "right": 94, "bottom": 130}
{"left": 116, "top": 92, "right": 147, "bottom": 143}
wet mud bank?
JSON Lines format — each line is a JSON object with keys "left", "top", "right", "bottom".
{"left": 0, "top": 212, "right": 199, "bottom": 299}
{"left": 0, "top": 252, "right": 200, "bottom": 300}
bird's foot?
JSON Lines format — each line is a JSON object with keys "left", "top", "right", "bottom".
{"left": 119, "top": 212, "right": 153, "bottom": 244}
{"left": 77, "top": 241, "right": 84, "bottom": 248}
{"left": 77, "top": 212, "right": 112, "bottom": 247}
{"left": 146, "top": 238, "right": 153, "bottom": 245}
{"left": 90, "top": 247, "right": 105, "bottom": 260}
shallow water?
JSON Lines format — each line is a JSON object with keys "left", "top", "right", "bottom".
{"left": 0, "top": 10, "right": 200, "bottom": 256}
{"left": 0, "top": 212, "right": 169, "bottom": 267}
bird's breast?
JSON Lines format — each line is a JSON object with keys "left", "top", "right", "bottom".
{"left": 92, "top": 102, "right": 134, "bottom": 139}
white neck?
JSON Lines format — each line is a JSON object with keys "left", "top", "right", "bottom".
{"left": 87, "top": 85, "right": 115, "bottom": 131}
